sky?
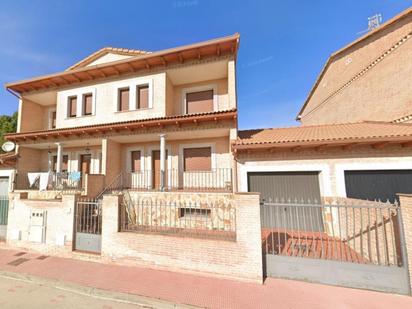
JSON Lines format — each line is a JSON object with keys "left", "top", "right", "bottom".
{"left": 1, "top": 0, "right": 412, "bottom": 129}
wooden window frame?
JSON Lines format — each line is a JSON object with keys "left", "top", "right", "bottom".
{"left": 136, "top": 84, "right": 149, "bottom": 110}
{"left": 67, "top": 96, "right": 77, "bottom": 118}
{"left": 183, "top": 146, "right": 212, "bottom": 172}
{"left": 82, "top": 93, "right": 93, "bottom": 116}
{"left": 118, "top": 87, "right": 130, "bottom": 112}
{"left": 182, "top": 85, "right": 217, "bottom": 115}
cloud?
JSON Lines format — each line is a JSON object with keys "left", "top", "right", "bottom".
{"left": 241, "top": 56, "right": 274, "bottom": 69}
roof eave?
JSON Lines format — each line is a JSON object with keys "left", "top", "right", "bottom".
{"left": 5, "top": 33, "right": 240, "bottom": 93}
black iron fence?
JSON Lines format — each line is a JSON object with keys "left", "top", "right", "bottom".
{"left": 119, "top": 197, "right": 236, "bottom": 241}
{"left": 261, "top": 198, "right": 407, "bottom": 267}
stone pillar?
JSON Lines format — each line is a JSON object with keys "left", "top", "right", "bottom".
{"left": 56, "top": 143, "right": 63, "bottom": 174}
{"left": 398, "top": 194, "right": 412, "bottom": 295}
{"left": 160, "top": 134, "right": 166, "bottom": 191}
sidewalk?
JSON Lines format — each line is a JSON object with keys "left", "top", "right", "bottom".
{"left": 0, "top": 248, "right": 411, "bottom": 309}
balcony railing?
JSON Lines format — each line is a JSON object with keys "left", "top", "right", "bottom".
{"left": 105, "top": 169, "right": 233, "bottom": 193}
{"left": 14, "top": 171, "right": 83, "bottom": 192}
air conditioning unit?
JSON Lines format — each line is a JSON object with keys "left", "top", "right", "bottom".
{"left": 28, "top": 210, "right": 47, "bottom": 243}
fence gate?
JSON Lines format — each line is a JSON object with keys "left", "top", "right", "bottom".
{"left": 261, "top": 200, "right": 411, "bottom": 295}
{"left": 0, "top": 196, "right": 9, "bottom": 240}
{"left": 74, "top": 199, "right": 102, "bottom": 253}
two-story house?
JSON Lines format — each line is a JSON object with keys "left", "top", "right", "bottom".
{"left": 5, "top": 34, "right": 239, "bottom": 197}
{"left": 234, "top": 8, "right": 412, "bottom": 206}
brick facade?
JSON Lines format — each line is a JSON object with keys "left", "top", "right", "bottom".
{"left": 101, "top": 193, "right": 263, "bottom": 283}
{"left": 398, "top": 194, "right": 412, "bottom": 293}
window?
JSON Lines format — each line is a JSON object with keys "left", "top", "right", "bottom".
{"left": 52, "top": 155, "right": 69, "bottom": 172}
{"left": 68, "top": 96, "right": 77, "bottom": 117}
{"left": 186, "top": 90, "right": 214, "bottom": 114}
{"left": 179, "top": 208, "right": 211, "bottom": 219}
{"left": 137, "top": 85, "right": 149, "bottom": 109}
{"left": 83, "top": 93, "right": 93, "bottom": 116}
{"left": 51, "top": 111, "right": 56, "bottom": 129}
{"left": 130, "top": 151, "right": 141, "bottom": 172}
{"left": 183, "top": 147, "right": 212, "bottom": 172}
{"left": 118, "top": 87, "right": 130, "bottom": 111}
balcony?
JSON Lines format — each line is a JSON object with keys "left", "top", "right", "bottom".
{"left": 14, "top": 171, "right": 83, "bottom": 193}
{"left": 106, "top": 168, "right": 233, "bottom": 193}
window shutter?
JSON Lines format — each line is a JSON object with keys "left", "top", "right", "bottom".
{"left": 186, "top": 90, "right": 213, "bottom": 114}
{"left": 119, "top": 88, "right": 130, "bottom": 111}
{"left": 51, "top": 111, "right": 56, "bottom": 129}
{"left": 83, "top": 94, "right": 93, "bottom": 115}
{"left": 183, "top": 147, "right": 212, "bottom": 171}
{"left": 131, "top": 151, "right": 141, "bottom": 172}
{"left": 68, "top": 96, "right": 77, "bottom": 117}
{"left": 137, "top": 85, "right": 149, "bottom": 109}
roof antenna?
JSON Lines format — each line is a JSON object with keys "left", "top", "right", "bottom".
{"left": 357, "top": 13, "right": 382, "bottom": 35}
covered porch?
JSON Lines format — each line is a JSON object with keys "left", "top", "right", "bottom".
{"left": 13, "top": 127, "right": 234, "bottom": 197}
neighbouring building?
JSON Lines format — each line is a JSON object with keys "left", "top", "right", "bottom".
{"left": 236, "top": 8, "right": 412, "bottom": 206}
{"left": 233, "top": 7, "right": 412, "bottom": 294}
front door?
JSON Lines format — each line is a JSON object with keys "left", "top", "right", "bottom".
{"left": 152, "top": 150, "right": 167, "bottom": 189}
{"left": 80, "top": 154, "right": 92, "bottom": 187}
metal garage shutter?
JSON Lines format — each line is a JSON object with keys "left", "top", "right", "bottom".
{"left": 247, "top": 171, "right": 321, "bottom": 202}
{"left": 248, "top": 171, "right": 322, "bottom": 231}
{"left": 345, "top": 170, "right": 412, "bottom": 203}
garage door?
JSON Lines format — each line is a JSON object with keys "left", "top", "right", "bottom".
{"left": 248, "top": 171, "right": 321, "bottom": 202}
{"left": 345, "top": 170, "right": 412, "bottom": 203}
{"left": 248, "top": 171, "right": 322, "bottom": 231}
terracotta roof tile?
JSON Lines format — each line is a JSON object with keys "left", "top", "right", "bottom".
{"left": 236, "top": 121, "right": 412, "bottom": 147}
{"left": 67, "top": 46, "right": 151, "bottom": 71}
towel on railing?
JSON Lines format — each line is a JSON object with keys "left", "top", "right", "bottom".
{"left": 68, "top": 171, "right": 81, "bottom": 182}
{"left": 39, "top": 172, "right": 52, "bottom": 191}
{"left": 27, "top": 173, "right": 41, "bottom": 187}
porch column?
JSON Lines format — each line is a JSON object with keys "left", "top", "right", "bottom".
{"left": 160, "top": 134, "right": 166, "bottom": 190}
{"left": 56, "top": 142, "right": 63, "bottom": 174}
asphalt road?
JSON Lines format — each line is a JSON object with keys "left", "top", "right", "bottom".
{"left": 0, "top": 276, "right": 147, "bottom": 309}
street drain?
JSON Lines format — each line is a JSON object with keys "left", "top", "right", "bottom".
{"left": 7, "top": 258, "right": 30, "bottom": 266}
{"left": 36, "top": 255, "right": 49, "bottom": 260}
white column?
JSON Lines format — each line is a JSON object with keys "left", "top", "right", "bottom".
{"left": 56, "top": 143, "right": 63, "bottom": 174}
{"left": 160, "top": 134, "right": 166, "bottom": 190}
{"left": 47, "top": 151, "right": 53, "bottom": 172}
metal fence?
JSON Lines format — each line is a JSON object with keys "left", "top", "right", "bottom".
{"left": 119, "top": 197, "right": 236, "bottom": 241}
{"left": 120, "top": 169, "right": 233, "bottom": 192}
{"left": 261, "top": 199, "right": 406, "bottom": 267}
{"left": 15, "top": 171, "right": 83, "bottom": 192}
{"left": 75, "top": 198, "right": 102, "bottom": 235}
{"left": 0, "top": 196, "right": 9, "bottom": 225}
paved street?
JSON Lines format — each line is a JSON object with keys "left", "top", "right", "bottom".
{"left": 0, "top": 248, "right": 411, "bottom": 309}
{"left": 0, "top": 275, "right": 147, "bottom": 309}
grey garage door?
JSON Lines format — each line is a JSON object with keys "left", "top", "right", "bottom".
{"left": 345, "top": 170, "right": 412, "bottom": 203}
{"left": 248, "top": 171, "right": 323, "bottom": 231}
{"left": 248, "top": 171, "right": 322, "bottom": 202}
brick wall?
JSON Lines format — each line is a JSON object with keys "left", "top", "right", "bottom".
{"left": 101, "top": 193, "right": 263, "bottom": 283}
{"left": 398, "top": 194, "right": 412, "bottom": 293}
{"left": 300, "top": 13, "right": 412, "bottom": 125}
